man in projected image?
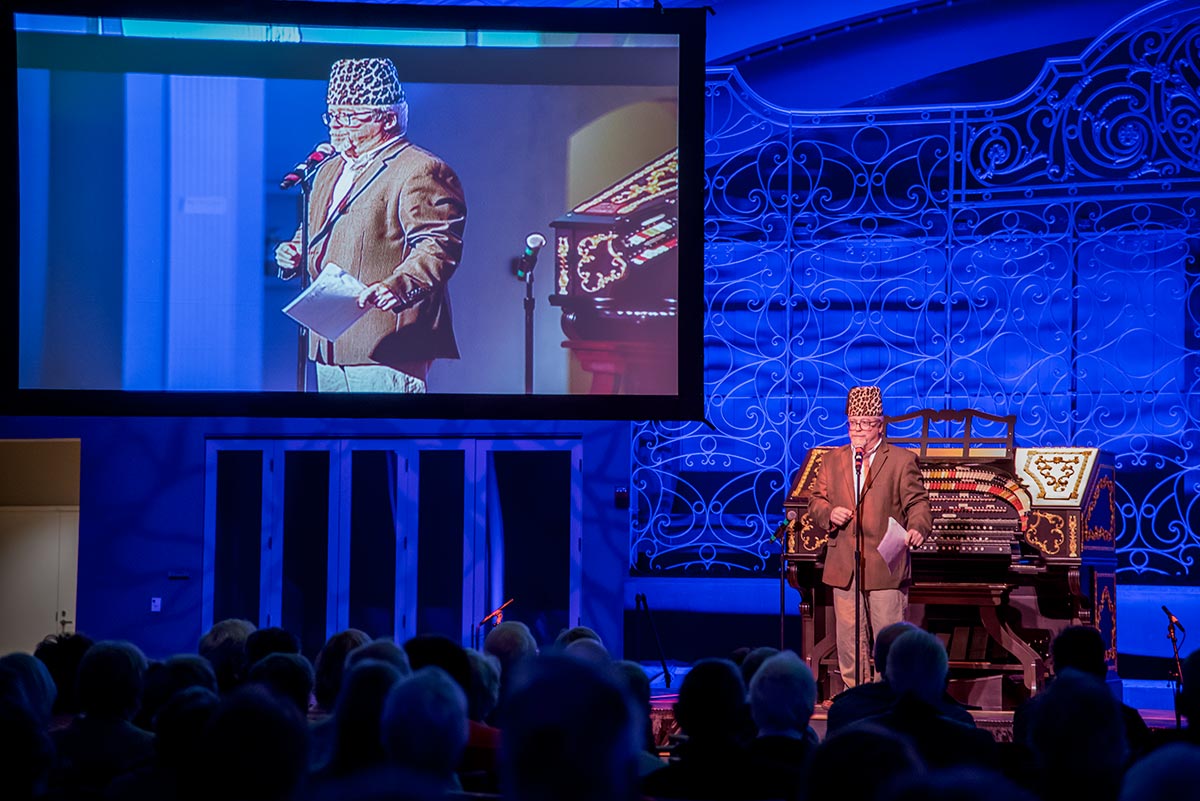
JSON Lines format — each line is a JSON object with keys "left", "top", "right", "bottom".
{"left": 275, "top": 57, "right": 467, "bottom": 392}
{"left": 808, "top": 386, "right": 932, "bottom": 688}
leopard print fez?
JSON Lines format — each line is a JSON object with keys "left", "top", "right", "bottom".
{"left": 326, "top": 58, "right": 405, "bottom": 107}
{"left": 846, "top": 386, "right": 883, "bottom": 417}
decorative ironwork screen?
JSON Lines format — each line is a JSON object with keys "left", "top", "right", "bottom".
{"left": 632, "top": 0, "right": 1200, "bottom": 581}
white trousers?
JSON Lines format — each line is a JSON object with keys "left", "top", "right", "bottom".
{"left": 832, "top": 575, "right": 907, "bottom": 688}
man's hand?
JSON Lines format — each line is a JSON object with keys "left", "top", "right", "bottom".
{"left": 829, "top": 506, "right": 853, "bottom": 527}
{"left": 274, "top": 240, "right": 302, "bottom": 275}
{"left": 906, "top": 529, "right": 925, "bottom": 548}
{"left": 358, "top": 283, "right": 399, "bottom": 311}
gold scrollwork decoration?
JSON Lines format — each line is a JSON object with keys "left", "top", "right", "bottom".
{"left": 1084, "top": 475, "right": 1117, "bottom": 542}
{"left": 1068, "top": 516, "right": 1079, "bottom": 557}
{"left": 557, "top": 234, "right": 571, "bottom": 294}
{"left": 1026, "top": 510, "right": 1066, "bottom": 556}
{"left": 576, "top": 233, "right": 628, "bottom": 293}
{"left": 797, "top": 514, "right": 828, "bottom": 552}
{"left": 1028, "top": 452, "right": 1086, "bottom": 499}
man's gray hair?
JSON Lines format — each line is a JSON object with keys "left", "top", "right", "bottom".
{"left": 884, "top": 628, "right": 948, "bottom": 704}
{"left": 748, "top": 651, "right": 816, "bottom": 735}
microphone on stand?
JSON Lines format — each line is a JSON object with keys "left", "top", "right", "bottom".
{"left": 1163, "top": 605, "right": 1187, "bottom": 632}
{"left": 513, "top": 233, "right": 547, "bottom": 279}
{"left": 854, "top": 447, "right": 864, "bottom": 477}
{"left": 280, "top": 143, "right": 337, "bottom": 189}
{"left": 479, "top": 598, "right": 514, "bottom": 627}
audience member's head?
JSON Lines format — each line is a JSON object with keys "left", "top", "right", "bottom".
{"left": 403, "top": 634, "right": 472, "bottom": 694}
{"left": 0, "top": 652, "right": 56, "bottom": 726}
{"left": 249, "top": 652, "right": 314, "bottom": 717}
{"left": 0, "top": 694, "right": 54, "bottom": 800}
{"left": 500, "top": 654, "right": 639, "bottom": 801}
{"left": 611, "top": 660, "right": 655, "bottom": 752}
{"left": 382, "top": 666, "right": 469, "bottom": 784}
{"left": 34, "top": 631, "right": 93, "bottom": 714}
{"left": 77, "top": 640, "right": 148, "bottom": 720}
{"left": 673, "top": 658, "right": 748, "bottom": 744}
{"left": 1027, "top": 668, "right": 1126, "bottom": 801}
{"left": 1050, "top": 625, "right": 1107, "bottom": 679}
{"left": 748, "top": 650, "right": 816, "bottom": 737}
{"left": 198, "top": 618, "right": 257, "bottom": 694}
{"left": 885, "top": 628, "right": 948, "bottom": 705}
{"left": 873, "top": 621, "right": 918, "bottom": 678}
{"left": 325, "top": 659, "right": 406, "bottom": 778}
{"left": 313, "top": 629, "right": 370, "bottom": 712}
{"left": 553, "top": 625, "right": 602, "bottom": 650}
{"left": 1119, "top": 743, "right": 1200, "bottom": 801}
{"left": 245, "top": 627, "right": 302, "bottom": 668}
{"left": 153, "top": 686, "right": 220, "bottom": 778}
{"left": 740, "top": 646, "right": 779, "bottom": 688}
{"left": 135, "top": 653, "right": 217, "bottom": 731}
{"left": 466, "top": 648, "right": 501, "bottom": 723}
{"left": 199, "top": 684, "right": 309, "bottom": 801}
{"left": 484, "top": 621, "right": 538, "bottom": 675}
{"left": 1179, "top": 647, "right": 1200, "bottom": 723}
{"left": 807, "top": 724, "right": 924, "bottom": 801}
{"left": 892, "top": 766, "right": 1039, "bottom": 801}
{"left": 564, "top": 637, "right": 610, "bottom": 665}
{"left": 345, "top": 639, "right": 411, "bottom": 675}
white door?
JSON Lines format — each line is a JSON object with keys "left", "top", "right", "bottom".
{"left": 0, "top": 507, "right": 78, "bottom": 653}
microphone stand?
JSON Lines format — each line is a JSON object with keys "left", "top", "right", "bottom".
{"left": 288, "top": 174, "right": 313, "bottom": 391}
{"left": 474, "top": 598, "right": 514, "bottom": 650}
{"left": 853, "top": 453, "right": 865, "bottom": 688}
{"left": 636, "top": 593, "right": 672, "bottom": 689}
{"left": 1168, "top": 616, "right": 1184, "bottom": 729}
{"left": 524, "top": 268, "right": 535, "bottom": 394}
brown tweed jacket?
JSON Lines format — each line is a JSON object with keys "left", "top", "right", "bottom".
{"left": 807, "top": 441, "right": 932, "bottom": 591}
{"left": 304, "top": 136, "right": 467, "bottom": 368}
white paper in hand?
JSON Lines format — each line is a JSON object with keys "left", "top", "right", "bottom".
{"left": 878, "top": 517, "right": 909, "bottom": 574}
{"left": 282, "top": 263, "right": 368, "bottom": 341}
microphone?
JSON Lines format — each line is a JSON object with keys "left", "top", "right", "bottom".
{"left": 479, "top": 598, "right": 514, "bottom": 627}
{"left": 854, "top": 447, "right": 864, "bottom": 476}
{"left": 279, "top": 143, "right": 336, "bottom": 190}
{"left": 1163, "top": 605, "right": 1186, "bottom": 632}
{"left": 513, "top": 233, "right": 547, "bottom": 279}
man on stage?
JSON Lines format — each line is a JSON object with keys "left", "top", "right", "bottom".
{"left": 808, "top": 386, "right": 932, "bottom": 687}
{"left": 275, "top": 57, "right": 467, "bottom": 393}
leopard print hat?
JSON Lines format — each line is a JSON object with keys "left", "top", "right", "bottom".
{"left": 846, "top": 386, "right": 883, "bottom": 417}
{"left": 326, "top": 58, "right": 405, "bottom": 106}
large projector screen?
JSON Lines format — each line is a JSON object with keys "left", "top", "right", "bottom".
{"left": 4, "top": 1, "right": 704, "bottom": 419}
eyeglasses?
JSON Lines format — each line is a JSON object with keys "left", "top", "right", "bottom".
{"left": 322, "top": 110, "right": 380, "bottom": 128}
{"left": 848, "top": 419, "right": 883, "bottom": 430}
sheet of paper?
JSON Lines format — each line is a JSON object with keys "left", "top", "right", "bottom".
{"left": 282, "top": 263, "right": 368, "bottom": 341}
{"left": 878, "top": 516, "right": 909, "bottom": 574}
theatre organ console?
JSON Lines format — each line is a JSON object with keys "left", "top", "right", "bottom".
{"left": 782, "top": 409, "right": 1118, "bottom": 709}
{"left": 548, "top": 149, "right": 678, "bottom": 395}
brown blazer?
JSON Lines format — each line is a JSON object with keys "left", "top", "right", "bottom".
{"left": 808, "top": 441, "right": 932, "bottom": 591}
{"left": 304, "top": 137, "right": 467, "bottom": 368}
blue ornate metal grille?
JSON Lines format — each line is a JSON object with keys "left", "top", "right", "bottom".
{"left": 632, "top": 0, "right": 1200, "bottom": 580}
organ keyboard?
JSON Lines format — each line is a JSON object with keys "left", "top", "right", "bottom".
{"left": 781, "top": 409, "right": 1118, "bottom": 709}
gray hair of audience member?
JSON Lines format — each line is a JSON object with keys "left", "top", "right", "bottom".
{"left": 77, "top": 640, "right": 149, "bottom": 719}
{"left": 466, "top": 647, "right": 501, "bottom": 722}
{"left": 1027, "top": 668, "right": 1127, "bottom": 779}
{"left": 0, "top": 652, "right": 56, "bottom": 725}
{"left": 748, "top": 651, "right": 816, "bottom": 736}
{"left": 873, "top": 621, "right": 919, "bottom": 677}
{"left": 553, "top": 625, "right": 602, "bottom": 650}
{"left": 345, "top": 639, "right": 412, "bottom": 676}
{"left": 885, "top": 628, "right": 948, "bottom": 704}
{"left": 248, "top": 652, "right": 315, "bottom": 716}
{"left": 381, "top": 665, "right": 469, "bottom": 780}
{"left": 313, "top": 628, "right": 371, "bottom": 712}
{"left": 740, "top": 646, "right": 779, "bottom": 688}
{"left": 1119, "top": 743, "right": 1200, "bottom": 801}
{"left": 326, "top": 659, "right": 406, "bottom": 777}
{"left": 565, "top": 637, "right": 610, "bottom": 665}
{"left": 500, "top": 654, "right": 640, "bottom": 801}
{"left": 484, "top": 620, "right": 539, "bottom": 673}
